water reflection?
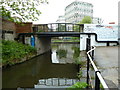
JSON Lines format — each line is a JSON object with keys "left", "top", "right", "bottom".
{"left": 52, "top": 44, "right": 80, "bottom": 64}
{"left": 56, "top": 49, "right": 67, "bottom": 59}
{"left": 52, "top": 50, "right": 59, "bottom": 63}
{"left": 2, "top": 43, "right": 80, "bottom": 88}
{"left": 72, "top": 46, "right": 80, "bottom": 59}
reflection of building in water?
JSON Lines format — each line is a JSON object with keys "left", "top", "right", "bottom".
{"left": 35, "top": 78, "right": 80, "bottom": 88}
{"left": 52, "top": 50, "right": 59, "bottom": 63}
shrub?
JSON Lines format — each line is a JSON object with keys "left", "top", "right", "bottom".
{"left": 67, "top": 82, "right": 88, "bottom": 89}
{"left": 77, "top": 71, "right": 82, "bottom": 78}
{"left": 2, "top": 40, "right": 36, "bottom": 66}
{"left": 56, "top": 49, "right": 67, "bottom": 59}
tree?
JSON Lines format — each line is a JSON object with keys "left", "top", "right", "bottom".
{"left": 0, "top": 0, "right": 48, "bottom": 23}
{"left": 55, "top": 24, "right": 66, "bottom": 31}
{"left": 73, "top": 16, "right": 92, "bottom": 32}
{"left": 74, "top": 16, "right": 92, "bottom": 31}
{"left": 79, "top": 16, "right": 92, "bottom": 24}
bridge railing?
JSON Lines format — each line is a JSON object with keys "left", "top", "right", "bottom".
{"left": 33, "top": 23, "right": 84, "bottom": 32}
{"left": 86, "top": 36, "right": 109, "bottom": 89}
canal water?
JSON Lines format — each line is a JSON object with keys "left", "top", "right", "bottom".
{"left": 2, "top": 43, "right": 80, "bottom": 88}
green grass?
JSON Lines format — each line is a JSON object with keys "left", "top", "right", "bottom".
{"left": 52, "top": 39, "right": 80, "bottom": 42}
{"left": 1, "top": 40, "right": 37, "bottom": 66}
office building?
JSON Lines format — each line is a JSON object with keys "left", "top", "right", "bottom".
{"left": 65, "top": 0, "right": 93, "bottom": 23}
{"left": 56, "top": 15, "right": 65, "bottom": 23}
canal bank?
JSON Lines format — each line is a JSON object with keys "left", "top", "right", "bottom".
{"left": 1, "top": 40, "right": 37, "bottom": 68}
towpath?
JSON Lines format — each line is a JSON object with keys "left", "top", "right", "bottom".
{"left": 94, "top": 46, "right": 119, "bottom": 88}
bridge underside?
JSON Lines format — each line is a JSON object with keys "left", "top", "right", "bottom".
{"left": 19, "top": 32, "right": 81, "bottom": 37}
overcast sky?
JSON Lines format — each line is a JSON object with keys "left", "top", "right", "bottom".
{"left": 33, "top": 0, "right": 119, "bottom": 24}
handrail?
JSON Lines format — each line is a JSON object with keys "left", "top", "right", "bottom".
{"left": 87, "top": 46, "right": 109, "bottom": 89}
{"left": 32, "top": 23, "right": 84, "bottom": 32}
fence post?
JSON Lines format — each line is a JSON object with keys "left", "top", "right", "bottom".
{"left": 79, "top": 24, "right": 81, "bottom": 32}
{"left": 65, "top": 23, "right": 67, "bottom": 32}
{"left": 86, "top": 35, "right": 91, "bottom": 88}
{"left": 72, "top": 24, "right": 74, "bottom": 32}
{"left": 95, "top": 71, "right": 100, "bottom": 90}
{"left": 58, "top": 23, "right": 60, "bottom": 32}
{"left": 91, "top": 46, "right": 94, "bottom": 60}
{"left": 50, "top": 24, "right": 52, "bottom": 32}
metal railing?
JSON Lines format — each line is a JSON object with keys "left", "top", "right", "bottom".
{"left": 33, "top": 23, "right": 84, "bottom": 32}
{"left": 86, "top": 36, "right": 109, "bottom": 90}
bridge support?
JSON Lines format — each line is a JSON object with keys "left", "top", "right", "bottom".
{"left": 80, "top": 33, "right": 118, "bottom": 51}
{"left": 19, "top": 35, "right": 51, "bottom": 55}
{"left": 35, "top": 36, "right": 51, "bottom": 55}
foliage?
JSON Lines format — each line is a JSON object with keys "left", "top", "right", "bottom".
{"left": 77, "top": 71, "right": 82, "bottom": 78}
{"left": 73, "top": 16, "right": 92, "bottom": 31}
{"left": 74, "top": 24, "right": 81, "bottom": 32}
{"left": 74, "top": 57, "right": 81, "bottom": 65}
{"left": 38, "top": 29, "right": 44, "bottom": 32}
{"left": 72, "top": 37, "right": 80, "bottom": 40}
{"left": 2, "top": 40, "right": 36, "bottom": 66}
{"left": 0, "top": 0, "right": 48, "bottom": 23}
{"left": 78, "top": 16, "right": 92, "bottom": 24}
{"left": 72, "top": 46, "right": 80, "bottom": 59}
{"left": 67, "top": 82, "right": 88, "bottom": 89}
{"left": 73, "top": 56, "right": 86, "bottom": 68}
{"left": 56, "top": 49, "right": 67, "bottom": 59}
{"left": 56, "top": 24, "right": 66, "bottom": 31}
{"left": 100, "top": 83, "right": 104, "bottom": 90}
{"left": 52, "top": 39, "right": 80, "bottom": 42}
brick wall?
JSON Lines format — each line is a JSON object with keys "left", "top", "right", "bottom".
{"left": 16, "top": 22, "right": 33, "bottom": 33}
{"left": 1, "top": 18, "right": 35, "bottom": 33}
{"left": 0, "top": 18, "right": 16, "bottom": 31}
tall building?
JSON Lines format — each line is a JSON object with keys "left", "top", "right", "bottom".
{"left": 56, "top": 15, "right": 65, "bottom": 23}
{"left": 65, "top": 0, "right": 93, "bottom": 23}
{"left": 92, "top": 17, "right": 102, "bottom": 24}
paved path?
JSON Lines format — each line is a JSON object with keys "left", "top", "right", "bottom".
{"left": 94, "top": 46, "right": 119, "bottom": 88}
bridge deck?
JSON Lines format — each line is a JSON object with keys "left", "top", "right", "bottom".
{"left": 19, "top": 32, "right": 81, "bottom": 37}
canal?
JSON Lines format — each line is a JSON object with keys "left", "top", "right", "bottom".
{"left": 2, "top": 43, "right": 80, "bottom": 88}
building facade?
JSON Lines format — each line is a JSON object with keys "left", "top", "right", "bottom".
{"left": 65, "top": 0, "right": 93, "bottom": 24}
{"left": 56, "top": 15, "right": 65, "bottom": 23}
{"left": 92, "top": 17, "right": 102, "bottom": 24}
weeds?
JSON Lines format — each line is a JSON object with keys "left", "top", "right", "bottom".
{"left": 77, "top": 71, "right": 82, "bottom": 78}
{"left": 67, "top": 82, "right": 88, "bottom": 89}
{"left": 2, "top": 40, "right": 37, "bottom": 66}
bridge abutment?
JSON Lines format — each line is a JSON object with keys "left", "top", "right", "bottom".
{"left": 23, "top": 35, "right": 51, "bottom": 55}
{"left": 35, "top": 37, "right": 51, "bottom": 55}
